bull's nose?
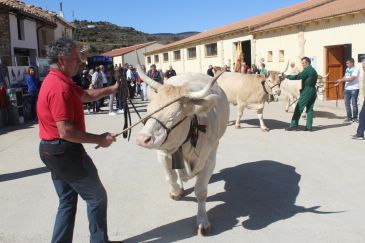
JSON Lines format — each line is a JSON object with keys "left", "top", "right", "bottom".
{"left": 135, "top": 133, "right": 153, "bottom": 147}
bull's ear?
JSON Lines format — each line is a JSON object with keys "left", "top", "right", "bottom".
{"left": 190, "top": 94, "right": 218, "bottom": 115}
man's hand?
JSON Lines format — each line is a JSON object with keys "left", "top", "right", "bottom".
{"left": 112, "top": 79, "right": 121, "bottom": 93}
{"left": 334, "top": 80, "right": 340, "bottom": 86}
{"left": 97, "top": 132, "right": 116, "bottom": 148}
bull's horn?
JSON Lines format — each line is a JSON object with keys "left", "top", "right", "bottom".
{"left": 281, "top": 60, "right": 290, "bottom": 74}
{"left": 186, "top": 71, "right": 225, "bottom": 99}
{"left": 136, "top": 64, "right": 162, "bottom": 91}
{"left": 135, "top": 50, "right": 162, "bottom": 91}
{"left": 318, "top": 72, "right": 330, "bottom": 79}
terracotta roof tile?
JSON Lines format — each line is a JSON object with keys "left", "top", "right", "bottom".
{"left": 253, "top": 0, "right": 365, "bottom": 32}
{"left": 0, "top": 0, "right": 58, "bottom": 27}
{"left": 146, "top": 0, "right": 353, "bottom": 54}
{"left": 102, "top": 42, "right": 161, "bottom": 57}
{"left": 148, "top": 0, "right": 332, "bottom": 52}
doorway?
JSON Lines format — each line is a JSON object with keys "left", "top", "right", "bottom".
{"left": 325, "top": 44, "right": 352, "bottom": 100}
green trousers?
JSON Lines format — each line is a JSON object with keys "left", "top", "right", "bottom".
{"left": 290, "top": 89, "right": 317, "bottom": 129}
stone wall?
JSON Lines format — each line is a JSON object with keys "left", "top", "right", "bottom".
{"left": 0, "top": 11, "right": 11, "bottom": 59}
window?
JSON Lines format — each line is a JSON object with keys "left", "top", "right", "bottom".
{"left": 279, "top": 50, "right": 285, "bottom": 62}
{"left": 205, "top": 43, "right": 217, "bottom": 57}
{"left": 174, "top": 50, "right": 181, "bottom": 61}
{"left": 147, "top": 56, "right": 151, "bottom": 64}
{"left": 163, "top": 53, "right": 169, "bottom": 62}
{"left": 16, "top": 17, "right": 25, "bottom": 40}
{"left": 187, "top": 47, "right": 197, "bottom": 59}
{"left": 267, "top": 51, "right": 273, "bottom": 62}
{"left": 154, "top": 55, "right": 159, "bottom": 63}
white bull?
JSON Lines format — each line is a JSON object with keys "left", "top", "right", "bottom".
{"left": 281, "top": 74, "right": 329, "bottom": 112}
{"left": 217, "top": 70, "right": 286, "bottom": 131}
{"left": 135, "top": 68, "right": 229, "bottom": 235}
{"left": 281, "top": 79, "right": 302, "bottom": 112}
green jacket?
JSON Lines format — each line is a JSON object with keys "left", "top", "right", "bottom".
{"left": 287, "top": 65, "right": 318, "bottom": 90}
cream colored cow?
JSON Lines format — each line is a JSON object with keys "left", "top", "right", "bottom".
{"left": 217, "top": 71, "right": 286, "bottom": 131}
{"left": 135, "top": 68, "right": 229, "bottom": 236}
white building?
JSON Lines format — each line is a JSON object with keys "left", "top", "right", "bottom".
{"left": 145, "top": 0, "right": 365, "bottom": 100}
{"left": 102, "top": 42, "right": 165, "bottom": 67}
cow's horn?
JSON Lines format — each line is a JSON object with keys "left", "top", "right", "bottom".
{"left": 318, "top": 72, "right": 330, "bottom": 79}
{"left": 186, "top": 71, "right": 225, "bottom": 99}
{"left": 136, "top": 64, "right": 162, "bottom": 91}
{"left": 135, "top": 50, "right": 162, "bottom": 91}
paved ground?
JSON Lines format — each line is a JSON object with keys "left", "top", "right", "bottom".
{"left": 1, "top": 98, "right": 364, "bottom": 243}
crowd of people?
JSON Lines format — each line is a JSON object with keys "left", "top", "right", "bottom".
{"left": 71, "top": 63, "right": 177, "bottom": 116}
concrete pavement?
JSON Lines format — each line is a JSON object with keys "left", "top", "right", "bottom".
{"left": 0, "top": 98, "right": 364, "bottom": 243}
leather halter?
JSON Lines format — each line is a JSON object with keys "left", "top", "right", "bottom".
{"left": 143, "top": 116, "right": 188, "bottom": 145}
{"left": 261, "top": 80, "right": 280, "bottom": 94}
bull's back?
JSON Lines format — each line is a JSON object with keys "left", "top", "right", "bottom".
{"left": 217, "top": 72, "right": 267, "bottom": 105}
{"left": 209, "top": 85, "right": 229, "bottom": 139}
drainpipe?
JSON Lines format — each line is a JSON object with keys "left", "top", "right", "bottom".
{"left": 36, "top": 24, "right": 45, "bottom": 57}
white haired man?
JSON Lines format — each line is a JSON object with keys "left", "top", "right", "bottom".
{"left": 37, "top": 37, "right": 123, "bottom": 243}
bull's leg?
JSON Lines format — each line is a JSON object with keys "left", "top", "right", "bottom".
{"left": 257, "top": 108, "right": 269, "bottom": 132}
{"left": 157, "top": 151, "right": 184, "bottom": 200}
{"left": 285, "top": 95, "right": 290, "bottom": 112}
{"left": 195, "top": 144, "right": 218, "bottom": 236}
{"left": 235, "top": 103, "right": 245, "bottom": 128}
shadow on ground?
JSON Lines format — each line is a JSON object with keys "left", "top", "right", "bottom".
{"left": 126, "top": 160, "right": 336, "bottom": 243}
{"left": 228, "top": 118, "right": 351, "bottom": 131}
{"left": 0, "top": 120, "right": 37, "bottom": 136}
{"left": 0, "top": 166, "right": 49, "bottom": 182}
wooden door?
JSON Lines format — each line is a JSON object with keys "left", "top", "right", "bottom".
{"left": 326, "top": 47, "right": 344, "bottom": 100}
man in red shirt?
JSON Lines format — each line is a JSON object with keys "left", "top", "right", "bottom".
{"left": 37, "top": 37, "right": 122, "bottom": 243}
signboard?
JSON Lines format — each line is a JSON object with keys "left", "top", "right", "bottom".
{"left": 37, "top": 58, "right": 51, "bottom": 81}
{"left": 358, "top": 54, "right": 365, "bottom": 63}
{"left": 7, "top": 66, "right": 29, "bottom": 87}
{"left": 310, "top": 56, "right": 317, "bottom": 69}
{"left": 87, "top": 55, "right": 113, "bottom": 69}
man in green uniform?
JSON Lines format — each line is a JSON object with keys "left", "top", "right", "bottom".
{"left": 285, "top": 57, "right": 318, "bottom": 131}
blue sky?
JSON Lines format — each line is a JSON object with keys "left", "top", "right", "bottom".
{"left": 23, "top": 0, "right": 303, "bottom": 34}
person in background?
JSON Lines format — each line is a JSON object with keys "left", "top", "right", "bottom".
{"left": 108, "top": 66, "right": 117, "bottom": 116}
{"left": 25, "top": 66, "right": 39, "bottom": 119}
{"left": 126, "top": 64, "right": 136, "bottom": 99}
{"left": 99, "top": 65, "right": 108, "bottom": 107}
{"left": 164, "top": 65, "right": 176, "bottom": 80}
{"left": 335, "top": 57, "right": 360, "bottom": 123}
{"left": 80, "top": 69, "right": 92, "bottom": 114}
{"left": 352, "top": 61, "right": 365, "bottom": 140}
{"left": 285, "top": 57, "right": 318, "bottom": 132}
{"left": 251, "top": 64, "right": 259, "bottom": 74}
{"left": 140, "top": 65, "right": 148, "bottom": 101}
{"left": 37, "top": 36, "right": 123, "bottom": 243}
{"left": 147, "top": 64, "right": 163, "bottom": 84}
{"left": 91, "top": 66, "right": 103, "bottom": 112}
{"left": 260, "top": 63, "right": 268, "bottom": 77}
{"left": 207, "top": 65, "right": 214, "bottom": 77}
{"left": 113, "top": 65, "right": 124, "bottom": 114}
{"left": 290, "top": 61, "right": 300, "bottom": 75}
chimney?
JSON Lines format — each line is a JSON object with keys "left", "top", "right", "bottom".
{"left": 59, "top": 2, "right": 64, "bottom": 18}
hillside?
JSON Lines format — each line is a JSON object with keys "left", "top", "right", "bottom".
{"left": 73, "top": 20, "right": 199, "bottom": 55}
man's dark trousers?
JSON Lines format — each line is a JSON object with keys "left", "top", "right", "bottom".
{"left": 356, "top": 100, "right": 365, "bottom": 137}
{"left": 39, "top": 140, "right": 108, "bottom": 243}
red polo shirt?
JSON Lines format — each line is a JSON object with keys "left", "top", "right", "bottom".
{"left": 37, "top": 68, "right": 85, "bottom": 140}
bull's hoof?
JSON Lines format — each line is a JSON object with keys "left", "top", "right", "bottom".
{"left": 235, "top": 124, "right": 241, "bottom": 129}
{"left": 261, "top": 127, "right": 270, "bottom": 132}
{"left": 169, "top": 190, "right": 184, "bottom": 201}
{"left": 197, "top": 225, "right": 210, "bottom": 236}
{"left": 285, "top": 109, "right": 289, "bottom": 113}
